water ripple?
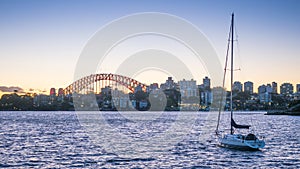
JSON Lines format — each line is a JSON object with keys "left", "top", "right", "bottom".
{"left": 0, "top": 111, "right": 299, "bottom": 168}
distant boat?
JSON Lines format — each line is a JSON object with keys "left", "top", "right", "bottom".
{"left": 215, "top": 13, "right": 265, "bottom": 150}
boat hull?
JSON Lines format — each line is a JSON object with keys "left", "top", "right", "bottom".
{"left": 218, "top": 134, "right": 265, "bottom": 151}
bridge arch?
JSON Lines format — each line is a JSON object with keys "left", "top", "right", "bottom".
{"left": 64, "top": 73, "right": 147, "bottom": 95}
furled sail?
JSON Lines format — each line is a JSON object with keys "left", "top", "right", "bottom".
{"left": 231, "top": 118, "right": 250, "bottom": 129}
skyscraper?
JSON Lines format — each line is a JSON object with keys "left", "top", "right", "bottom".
{"left": 266, "top": 84, "right": 273, "bottom": 93}
{"left": 280, "top": 83, "right": 294, "bottom": 95}
{"left": 258, "top": 85, "right": 266, "bottom": 94}
{"left": 165, "top": 77, "right": 175, "bottom": 89}
{"left": 272, "top": 82, "right": 278, "bottom": 94}
{"left": 50, "top": 88, "right": 56, "bottom": 96}
{"left": 161, "top": 77, "right": 176, "bottom": 90}
{"left": 134, "top": 85, "right": 143, "bottom": 93}
{"left": 244, "top": 81, "right": 253, "bottom": 94}
{"left": 233, "top": 81, "right": 243, "bottom": 92}
{"left": 258, "top": 84, "right": 272, "bottom": 103}
{"left": 203, "top": 76, "right": 211, "bottom": 90}
{"left": 58, "top": 88, "right": 64, "bottom": 96}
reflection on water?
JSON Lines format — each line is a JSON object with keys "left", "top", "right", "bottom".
{"left": 0, "top": 111, "right": 299, "bottom": 168}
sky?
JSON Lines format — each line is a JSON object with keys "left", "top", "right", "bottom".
{"left": 0, "top": 0, "right": 299, "bottom": 95}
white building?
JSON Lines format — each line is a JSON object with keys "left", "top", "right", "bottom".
{"left": 258, "top": 84, "right": 272, "bottom": 103}
{"left": 178, "top": 79, "right": 198, "bottom": 97}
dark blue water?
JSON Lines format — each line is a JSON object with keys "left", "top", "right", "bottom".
{"left": 0, "top": 111, "right": 299, "bottom": 168}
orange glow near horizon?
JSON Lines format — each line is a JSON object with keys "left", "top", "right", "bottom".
{"left": 1, "top": 76, "right": 298, "bottom": 97}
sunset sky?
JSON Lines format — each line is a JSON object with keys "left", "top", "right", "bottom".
{"left": 0, "top": 0, "right": 299, "bottom": 94}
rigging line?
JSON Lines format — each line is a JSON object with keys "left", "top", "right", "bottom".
{"left": 234, "top": 22, "right": 243, "bottom": 74}
{"left": 216, "top": 21, "right": 232, "bottom": 135}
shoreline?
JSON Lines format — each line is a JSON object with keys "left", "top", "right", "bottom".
{"left": 265, "top": 110, "right": 300, "bottom": 116}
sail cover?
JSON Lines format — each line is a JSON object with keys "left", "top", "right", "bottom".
{"left": 231, "top": 119, "right": 250, "bottom": 129}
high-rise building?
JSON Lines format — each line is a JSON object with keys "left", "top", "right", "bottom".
{"left": 101, "top": 86, "right": 111, "bottom": 95}
{"left": 147, "top": 83, "right": 159, "bottom": 93}
{"left": 57, "top": 88, "right": 64, "bottom": 102}
{"left": 272, "top": 82, "right": 278, "bottom": 94}
{"left": 297, "top": 84, "right": 300, "bottom": 93}
{"left": 199, "top": 84, "right": 212, "bottom": 106}
{"left": 211, "top": 87, "right": 226, "bottom": 108}
{"left": 50, "top": 88, "right": 56, "bottom": 96}
{"left": 178, "top": 79, "right": 198, "bottom": 97}
{"left": 233, "top": 81, "right": 243, "bottom": 92}
{"left": 244, "top": 81, "right": 253, "bottom": 94}
{"left": 203, "top": 76, "right": 211, "bottom": 90}
{"left": 34, "top": 94, "right": 50, "bottom": 107}
{"left": 165, "top": 77, "right": 175, "bottom": 89}
{"left": 150, "top": 83, "right": 159, "bottom": 90}
{"left": 160, "top": 77, "right": 176, "bottom": 90}
{"left": 134, "top": 84, "right": 143, "bottom": 93}
{"left": 280, "top": 83, "right": 294, "bottom": 95}
{"left": 258, "top": 85, "right": 266, "bottom": 94}
{"left": 258, "top": 84, "right": 272, "bottom": 103}
{"left": 266, "top": 84, "right": 273, "bottom": 93}
{"left": 58, "top": 88, "right": 64, "bottom": 96}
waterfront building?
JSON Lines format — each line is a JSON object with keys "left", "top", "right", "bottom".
{"left": 199, "top": 81, "right": 212, "bottom": 106}
{"left": 200, "top": 90, "right": 212, "bottom": 106}
{"left": 280, "top": 83, "right": 294, "bottom": 95}
{"left": 50, "top": 88, "right": 56, "bottom": 96}
{"left": 272, "top": 82, "right": 278, "bottom": 94}
{"left": 119, "top": 97, "right": 129, "bottom": 108}
{"left": 112, "top": 95, "right": 129, "bottom": 109}
{"left": 139, "top": 100, "right": 148, "bottom": 108}
{"left": 203, "top": 76, "right": 211, "bottom": 90}
{"left": 258, "top": 85, "right": 266, "bottom": 94}
{"left": 58, "top": 88, "right": 64, "bottom": 96}
{"left": 198, "top": 84, "right": 204, "bottom": 90}
{"left": 101, "top": 86, "right": 111, "bottom": 95}
{"left": 161, "top": 77, "right": 176, "bottom": 90}
{"left": 33, "top": 94, "right": 50, "bottom": 107}
{"left": 233, "top": 81, "right": 243, "bottom": 92}
{"left": 111, "top": 88, "right": 125, "bottom": 97}
{"left": 259, "top": 92, "right": 272, "bottom": 104}
{"left": 244, "top": 81, "right": 253, "bottom": 94}
{"left": 134, "top": 85, "right": 143, "bottom": 93}
{"left": 49, "top": 88, "right": 56, "bottom": 103}
{"left": 160, "top": 77, "right": 177, "bottom": 90}
{"left": 57, "top": 88, "right": 64, "bottom": 102}
{"left": 258, "top": 84, "right": 272, "bottom": 103}
{"left": 150, "top": 83, "right": 159, "bottom": 90}
{"left": 147, "top": 83, "right": 159, "bottom": 93}
{"left": 131, "top": 100, "right": 136, "bottom": 108}
{"left": 178, "top": 79, "right": 198, "bottom": 97}
{"left": 266, "top": 84, "right": 273, "bottom": 93}
{"left": 211, "top": 87, "right": 226, "bottom": 108}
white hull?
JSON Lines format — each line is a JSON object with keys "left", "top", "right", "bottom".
{"left": 218, "top": 134, "right": 265, "bottom": 150}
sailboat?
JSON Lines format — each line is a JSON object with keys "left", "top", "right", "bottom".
{"left": 215, "top": 13, "right": 265, "bottom": 150}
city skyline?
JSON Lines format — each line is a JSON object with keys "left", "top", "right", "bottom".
{"left": 2, "top": 74, "right": 299, "bottom": 112}
{"left": 2, "top": 75, "right": 299, "bottom": 97}
{"left": 1, "top": 0, "right": 299, "bottom": 95}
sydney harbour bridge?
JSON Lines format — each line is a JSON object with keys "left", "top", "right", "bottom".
{"left": 63, "top": 73, "right": 148, "bottom": 95}
{"left": 61, "top": 73, "right": 183, "bottom": 111}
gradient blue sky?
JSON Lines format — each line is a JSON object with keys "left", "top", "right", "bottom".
{"left": 0, "top": 0, "right": 299, "bottom": 93}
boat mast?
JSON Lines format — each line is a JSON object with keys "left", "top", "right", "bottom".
{"left": 230, "top": 13, "right": 234, "bottom": 135}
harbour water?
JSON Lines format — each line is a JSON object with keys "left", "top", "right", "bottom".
{"left": 0, "top": 111, "right": 299, "bottom": 168}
